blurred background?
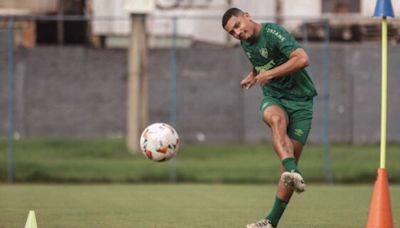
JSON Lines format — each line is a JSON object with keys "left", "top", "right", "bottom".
{"left": 2, "top": 2, "right": 400, "bottom": 227}
{"left": 1, "top": 0, "right": 400, "bottom": 184}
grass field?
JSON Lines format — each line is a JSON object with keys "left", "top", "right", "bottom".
{"left": 1, "top": 139, "right": 400, "bottom": 227}
{"left": 1, "top": 139, "right": 400, "bottom": 183}
{"left": 0, "top": 184, "right": 399, "bottom": 228}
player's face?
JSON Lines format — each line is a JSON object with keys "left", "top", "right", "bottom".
{"left": 224, "top": 13, "right": 254, "bottom": 41}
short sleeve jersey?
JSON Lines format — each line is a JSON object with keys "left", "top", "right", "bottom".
{"left": 240, "top": 23, "right": 317, "bottom": 100}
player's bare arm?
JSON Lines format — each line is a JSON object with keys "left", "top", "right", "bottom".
{"left": 255, "top": 48, "right": 309, "bottom": 85}
{"left": 240, "top": 67, "right": 257, "bottom": 89}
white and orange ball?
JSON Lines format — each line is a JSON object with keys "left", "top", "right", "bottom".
{"left": 139, "top": 123, "right": 180, "bottom": 162}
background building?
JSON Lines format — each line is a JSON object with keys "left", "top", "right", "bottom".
{"left": 2, "top": 0, "right": 400, "bottom": 48}
{"left": 1, "top": 0, "right": 400, "bottom": 144}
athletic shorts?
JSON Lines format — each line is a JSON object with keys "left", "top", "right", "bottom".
{"left": 259, "top": 96, "right": 314, "bottom": 145}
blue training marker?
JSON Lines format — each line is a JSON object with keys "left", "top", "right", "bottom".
{"left": 373, "top": 0, "right": 395, "bottom": 17}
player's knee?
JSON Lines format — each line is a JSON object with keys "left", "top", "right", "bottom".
{"left": 268, "top": 114, "right": 284, "bottom": 127}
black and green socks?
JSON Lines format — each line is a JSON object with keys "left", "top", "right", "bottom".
{"left": 282, "top": 157, "right": 299, "bottom": 173}
{"left": 266, "top": 196, "right": 288, "bottom": 227}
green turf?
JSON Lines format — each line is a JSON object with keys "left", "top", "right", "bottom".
{"left": 1, "top": 139, "right": 400, "bottom": 183}
{"left": 0, "top": 184, "right": 399, "bottom": 227}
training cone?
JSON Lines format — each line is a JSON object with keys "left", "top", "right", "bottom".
{"left": 366, "top": 168, "right": 393, "bottom": 228}
{"left": 24, "top": 210, "right": 38, "bottom": 228}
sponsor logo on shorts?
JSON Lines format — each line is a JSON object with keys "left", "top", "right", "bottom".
{"left": 294, "top": 129, "right": 304, "bottom": 137}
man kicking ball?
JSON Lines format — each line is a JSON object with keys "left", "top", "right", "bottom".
{"left": 222, "top": 8, "right": 318, "bottom": 228}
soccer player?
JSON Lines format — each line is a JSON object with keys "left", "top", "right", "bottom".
{"left": 222, "top": 8, "right": 318, "bottom": 228}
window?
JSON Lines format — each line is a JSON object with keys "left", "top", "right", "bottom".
{"left": 322, "top": 0, "right": 360, "bottom": 13}
{"left": 36, "top": 0, "right": 87, "bottom": 45}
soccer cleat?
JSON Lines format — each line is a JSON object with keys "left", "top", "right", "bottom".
{"left": 246, "top": 219, "right": 274, "bottom": 228}
{"left": 281, "top": 171, "right": 306, "bottom": 193}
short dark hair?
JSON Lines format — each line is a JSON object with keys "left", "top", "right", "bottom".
{"left": 222, "top": 7, "right": 243, "bottom": 28}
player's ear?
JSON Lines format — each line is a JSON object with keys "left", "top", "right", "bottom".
{"left": 243, "top": 12, "right": 250, "bottom": 19}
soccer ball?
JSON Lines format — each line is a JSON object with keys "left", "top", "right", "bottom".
{"left": 139, "top": 123, "right": 180, "bottom": 162}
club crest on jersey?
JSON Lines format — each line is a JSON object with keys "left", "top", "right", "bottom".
{"left": 259, "top": 48, "right": 269, "bottom": 58}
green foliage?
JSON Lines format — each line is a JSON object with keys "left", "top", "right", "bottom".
{"left": 1, "top": 138, "right": 400, "bottom": 183}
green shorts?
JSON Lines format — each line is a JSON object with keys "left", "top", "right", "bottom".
{"left": 259, "top": 96, "right": 314, "bottom": 145}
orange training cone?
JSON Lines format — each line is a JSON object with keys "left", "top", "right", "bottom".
{"left": 366, "top": 168, "right": 393, "bottom": 228}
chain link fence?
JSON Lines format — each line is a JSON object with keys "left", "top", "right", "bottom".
{"left": 1, "top": 15, "right": 400, "bottom": 145}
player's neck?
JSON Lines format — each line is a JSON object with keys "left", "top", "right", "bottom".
{"left": 246, "top": 22, "right": 261, "bottom": 43}
{"left": 253, "top": 22, "right": 262, "bottom": 39}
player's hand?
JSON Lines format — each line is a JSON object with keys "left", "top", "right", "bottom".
{"left": 240, "top": 72, "right": 257, "bottom": 90}
{"left": 255, "top": 70, "right": 272, "bottom": 85}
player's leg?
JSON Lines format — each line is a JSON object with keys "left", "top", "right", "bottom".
{"left": 247, "top": 102, "right": 291, "bottom": 228}
{"left": 247, "top": 140, "right": 303, "bottom": 228}
{"left": 250, "top": 105, "right": 299, "bottom": 228}
{"left": 277, "top": 139, "right": 304, "bottom": 199}
{"left": 262, "top": 105, "right": 300, "bottom": 174}
{"left": 248, "top": 99, "right": 310, "bottom": 228}
{"left": 264, "top": 140, "right": 303, "bottom": 228}
{"left": 280, "top": 98, "right": 314, "bottom": 193}
{"left": 280, "top": 140, "right": 306, "bottom": 193}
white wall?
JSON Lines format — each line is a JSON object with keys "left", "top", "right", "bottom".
{"left": 92, "top": 0, "right": 130, "bottom": 35}
{"left": 92, "top": 0, "right": 275, "bottom": 45}
{"left": 233, "top": 0, "right": 275, "bottom": 19}
{"left": 282, "top": 0, "right": 321, "bottom": 30}
{"left": 150, "top": 0, "right": 274, "bottom": 45}
{"left": 92, "top": 0, "right": 400, "bottom": 45}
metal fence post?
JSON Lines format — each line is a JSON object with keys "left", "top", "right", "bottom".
{"left": 323, "top": 18, "right": 333, "bottom": 183}
{"left": 169, "top": 16, "right": 178, "bottom": 182}
{"left": 7, "top": 18, "right": 15, "bottom": 182}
